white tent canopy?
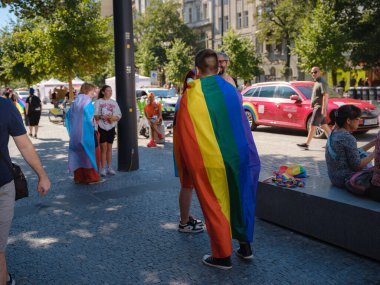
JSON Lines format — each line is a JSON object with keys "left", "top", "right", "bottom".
{"left": 37, "top": 78, "right": 68, "bottom": 102}
{"left": 106, "top": 74, "right": 151, "bottom": 100}
{"left": 72, "top": 77, "right": 84, "bottom": 85}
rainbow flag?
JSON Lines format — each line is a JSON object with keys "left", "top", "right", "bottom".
{"left": 15, "top": 98, "right": 25, "bottom": 114}
{"left": 174, "top": 75, "right": 260, "bottom": 258}
{"left": 65, "top": 94, "right": 97, "bottom": 172}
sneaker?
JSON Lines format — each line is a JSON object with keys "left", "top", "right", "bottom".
{"left": 189, "top": 216, "right": 205, "bottom": 227}
{"left": 88, "top": 178, "right": 105, "bottom": 185}
{"left": 7, "top": 273, "right": 15, "bottom": 285}
{"left": 178, "top": 218, "right": 204, "bottom": 233}
{"left": 29, "top": 133, "right": 32, "bottom": 137}
{"left": 202, "top": 255, "right": 232, "bottom": 270}
{"left": 100, "top": 168, "right": 107, "bottom": 177}
{"left": 107, "top": 167, "right": 116, "bottom": 175}
{"left": 147, "top": 140, "right": 157, "bottom": 147}
{"left": 34, "top": 134, "right": 37, "bottom": 139}
{"left": 296, "top": 143, "right": 309, "bottom": 150}
{"left": 236, "top": 242, "right": 253, "bottom": 260}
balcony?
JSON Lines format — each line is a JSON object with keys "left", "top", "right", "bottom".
{"left": 186, "top": 18, "right": 211, "bottom": 28}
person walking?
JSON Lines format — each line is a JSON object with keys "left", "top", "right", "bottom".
{"left": 65, "top": 83, "right": 102, "bottom": 184}
{"left": 0, "top": 97, "right": 50, "bottom": 285}
{"left": 94, "top": 85, "right": 121, "bottom": 177}
{"left": 25, "top": 88, "right": 42, "bottom": 139}
{"left": 174, "top": 49, "right": 260, "bottom": 269}
{"left": 217, "top": 52, "right": 237, "bottom": 88}
{"left": 297, "top": 67, "right": 331, "bottom": 150}
{"left": 176, "top": 69, "right": 205, "bottom": 233}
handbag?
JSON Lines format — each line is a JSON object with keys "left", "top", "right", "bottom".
{"left": 0, "top": 152, "right": 29, "bottom": 201}
{"left": 345, "top": 167, "right": 374, "bottom": 196}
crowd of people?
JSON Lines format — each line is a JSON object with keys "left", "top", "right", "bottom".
{"left": 2, "top": 47, "right": 380, "bottom": 285}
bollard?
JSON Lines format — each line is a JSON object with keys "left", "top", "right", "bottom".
{"left": 369, "top": 87, "right": 376, "bottom": 101}
{"left": 348, "top": 87, "right": 357, "bottom": 99}
{"left": 356, "top": 87, "right": 363, "bottom": 100}
{"left": 362, "top": 87, "right": 369, "bottom": 101}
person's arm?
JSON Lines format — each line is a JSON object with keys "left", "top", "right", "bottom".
{"left": 158, "top": 103, "right": 163, "bottom": 121}
{"left": 13, "top": 134, "right": 50, "bottom": 195}
{"left": 321, "top": 92, "right": 329, "bottom": 116}
{"left": 111, "top": 101, "right": 122, "bottom": 122}
{"left": 25, "top": 100, "right": 29, "bottom": 115}
{"left": 361, "top": 138, "right": 377, "bottom": 152}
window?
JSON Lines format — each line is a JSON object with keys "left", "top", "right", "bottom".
{"left": 296, "top": 86, "right": 313, "bottom": 100}
{"left": 203, "top": 3, "right": 208, "bottom": 20}
{"left": 243, "top": 88, "right": 256, "bottom": 97}
{"left": 196, "top": 5, "right": 201, "bottom": 21}
{"left": 243, "top": 11, "right": 249, "bottom": 27}
{"left": 275, "top": 86, "right": 297, "bottom": 99}
{"left": 218, "top": 17, "right": 222, "bottom": 34}
{"left": 189, "top": 7, "right": 192, "bottom": 23}
{"left": 224, "top": 16, "right": 229, "bottom": 31}
{"left": 259, "top": 86, "right": 276, "bottom": 98}
{"left": 237, "top": 12, "right": 242, "bottom": 29}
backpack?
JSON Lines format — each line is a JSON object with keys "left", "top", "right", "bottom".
{"left": 345, "top": 167, "right": 374, "bottom": 196}
{"left": 28, "top": 96, "right": 41, "bottom": 113}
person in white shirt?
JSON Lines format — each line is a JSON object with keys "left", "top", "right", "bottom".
{"left": 94, "top": 85, "right": 122, "bottom": 176}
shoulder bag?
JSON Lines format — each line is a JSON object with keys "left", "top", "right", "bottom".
{"left": 0, "top": 152, "right": 29, "bottom": 200}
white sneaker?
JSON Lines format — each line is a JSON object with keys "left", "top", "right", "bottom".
{"left": 100, "top": 168, "right": 107, "bottom": 177}
{"left": 107, "top": 167, "right": 116, "bottom": 175}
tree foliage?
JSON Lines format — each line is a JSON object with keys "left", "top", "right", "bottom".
{"left": 0, "top": 19, "right": 49, "bottom": 85}
{"left": 292, "top": 1, "right": 348, "bottom": 73}
{"left": 134, "top": 0, "right": 197, "bottom": 76}
{"left": 164, "top": 39, "right": 193, "bottom": 86}
{"left": 220, "top": 30, "right": 261, "bottom": 80}
{"left": 256, "top": 0, "right": 311, "bottom": 79}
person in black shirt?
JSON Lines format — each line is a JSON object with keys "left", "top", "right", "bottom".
{"left": 25, "top": 88, "right": 42, "bottom": 139}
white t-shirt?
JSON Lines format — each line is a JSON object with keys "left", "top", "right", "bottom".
{"left": 94, "top": 98, "right": 122, "bottom": 131}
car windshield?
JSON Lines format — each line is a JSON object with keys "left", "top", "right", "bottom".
{"left": 18, "top": 91, "right": 29, "bottom": 96}
{"left": 296, "top": 85, "right": 340, "bottom": 99}
{"left": 148, "top": 89, "right": 171, "bottom": 98}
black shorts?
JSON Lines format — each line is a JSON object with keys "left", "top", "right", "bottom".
{"left": 310, "top": 108, "right": 327, "bottom": 126}
{"left": 28, "top": 112, "right": 41, "bottom": 126}
{"left": 99, "top": 127, "right": 116, "bottom": 144}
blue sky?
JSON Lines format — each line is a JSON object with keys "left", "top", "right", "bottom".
{"left": 0, "top": 6, "right": 16, "bottom": 28}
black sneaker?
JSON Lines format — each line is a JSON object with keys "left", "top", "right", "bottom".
{"left": 189, "top": 216, "right": 205, "bottom": 227}
{"left": 178, "top": 218, "right": 204, "bottom": 233}
{"left": 202, "top": 255, "right": 232, "bottom": 270}
{"left": 236, "top": 242, "right": 253, "bottom": 260}
{"left": 296, "top": 143, "right": 309, "bottom": 150}
{"left": 7, "top": 273, "right": 15, "bottom": 285}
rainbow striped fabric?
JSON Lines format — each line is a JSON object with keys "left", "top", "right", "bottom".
{"left": 15, "top": 98, "right": 25, "bottom": 114}
{"left": 174, "top": 75, "right": 260, "bottom": 258}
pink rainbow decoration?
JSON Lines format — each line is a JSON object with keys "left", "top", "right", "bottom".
{"left": 242, "top": 102, "right": 259, "bottom": 122}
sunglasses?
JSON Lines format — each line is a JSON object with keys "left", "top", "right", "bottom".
{"left": 311, "top": 71, "right": 318, "bottom": 74}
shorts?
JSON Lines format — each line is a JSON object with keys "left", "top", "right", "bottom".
{"left": 99, "top": 127, "right": 116, "bottom": 144}
{"left": 0, "top": 180, "right": 15, "bottom": 252}
{"left": 28, "top": 112, "right": 41, "bottom": 126}
{"left": 310, "top": 107, "right": 327, "bottom": 126}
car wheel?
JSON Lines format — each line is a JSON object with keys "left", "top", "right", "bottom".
{"left": 307, "top": 116, "right": 326, "bottom": 139}
{"left": 245, "top": 110, "right": 257, "bottom": 131}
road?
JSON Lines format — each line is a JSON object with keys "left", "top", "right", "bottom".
{"left": 6, "top": 106, "right": 380, "bottom": 284}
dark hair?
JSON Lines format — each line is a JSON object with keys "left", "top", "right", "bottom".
{"left": 182, "top": 69, "right": 196, "bottom": 93}
{"left": 98, "top": 85, "right": 111, "bottom": 99}
{"left": 329, "top": 105, "right": 362, "bottom": 128}
{"left": 195, "top": 49, "right": 218, "bottom": 75}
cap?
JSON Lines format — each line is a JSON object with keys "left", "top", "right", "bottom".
{"left": 29, "top": 88, "right": 35, "bottom": 94}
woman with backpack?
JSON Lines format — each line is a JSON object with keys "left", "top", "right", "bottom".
{"left": 25, "top": 88, "right": 42, "bottom": 138}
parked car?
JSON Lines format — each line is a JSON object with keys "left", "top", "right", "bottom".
{"left": 15, "top": 90, "right": 29, "bottom": 101}
{"left": 242, "top": 81, "right": 379, "bottom": 138}
{"left": 136, "top": 87, "right": 178, "bottom": 119}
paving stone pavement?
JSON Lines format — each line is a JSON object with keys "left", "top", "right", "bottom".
{"left": 7, "top": 107, "right": 380, "bottom": 284}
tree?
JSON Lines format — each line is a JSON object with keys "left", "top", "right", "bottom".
{"left": 134, "top": 0, "right": 197, "bottom": 77}
{"left": 46, "top": 0, "right": 112, "bottom": 97}
{"left": 0, "top": 19, "right": 49, "bottom": 86}
{"left": 164, "top": 39, "right": 193, "bottom": 86}
{"left": 220, "top": 30, "right": 261, "bottom": 81}
{"left": 256, "top": 0, "right": 312, "bottom": 80}
{"left": 292, "top": 1, "right": 348, "bottom": 80}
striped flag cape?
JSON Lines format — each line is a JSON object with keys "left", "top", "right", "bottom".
{"left": 174, "top": 75, "right": 260, "bottom": 257}
{"left": 65, "top": 94, "right": 97, "bottom": 172}
{"left": 16, "top": 98, "right": 25, "bottom": 114}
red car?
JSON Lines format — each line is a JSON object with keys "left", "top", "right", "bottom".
{"left": 242, "top": 81, "right": 379, "bottom": 138}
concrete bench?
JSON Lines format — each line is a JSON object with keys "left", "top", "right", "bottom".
{"left": 256, "top": 174, "right": 380, "bottom": 261}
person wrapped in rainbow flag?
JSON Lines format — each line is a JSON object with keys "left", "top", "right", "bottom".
{"left": 173, "top": 49, "right": 261, "bottom": 269}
